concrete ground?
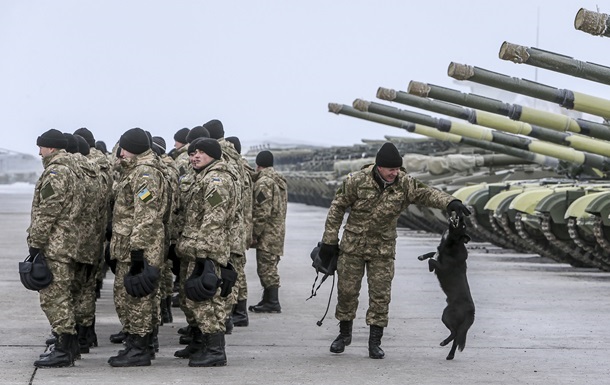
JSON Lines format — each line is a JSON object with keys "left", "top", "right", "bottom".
{"left": 1, "top": 189, "right": 610, "bottom": 385}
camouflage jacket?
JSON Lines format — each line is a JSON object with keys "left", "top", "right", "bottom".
{"left": 176, "top": 159, "right": 237, "bottom": 266}
{"left": 159, "top": 154, "right": 181, "bottom": 242}
{"left": 252, "top": 167, "right": 288, "bottom": 256}
{"left": 174, "top": 145, "right": 190, "bottom": 177}
{"left": 27, "top": 150, "right": 84, "bottom": 263}
{"left": 240, "top": 157, "right": 255, "bottom": 250}
{"left": 110, "top": 150, "right": 169, "bottom": 266}
{"left": 219, "top": 138, "right": 246, "bottom": 255}
{"left": 322, "top": 164, "right": 454, "bottom": 258}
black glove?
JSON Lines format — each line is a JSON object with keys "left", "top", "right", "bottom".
{"left": 319, "top": 243, "right": 339, "bottom": 260}
{"left": 129, "top": 249, "right": 145, "bottom": 274}
{"left": 29, "top": 247, "right": 41, "bottom": 257}
{"left": 447, "top": 199, "right": 471, "bottom": 219}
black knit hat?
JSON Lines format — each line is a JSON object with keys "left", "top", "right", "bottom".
{"left": 203, "top": 119, "right": 224, "bottom": 139}
{"left": 119, "top": 127, "right": 150, "bottom": 155}
{"left": 73, "top": 127, "right": 95, "bottom": 147}
{"left": 152, "top": 136, "right": 166, "bottom": 156}
{"left": 225, "top": 136, "right": 241, "bottom": 154}
{"left": 375, "top": 142, "right": 403, "bottom": 168}
{"left": 36, "top": 129, "right": 68, "bottom": 149}
{"left": 256, "top": 150, "right": 273, "bottom": 167}
{"left": 186, "top": 126, "right": 210, "bottom": 143}
{"left": 63, "top": 133, "right": 79, "bottom": 154}
{"left": 74, "top": 135, "right": 90, "bottom": 156}
{"left": 188, "top": 138, "right": 222, "bottom": 160}
{"left": 174, "top": 127, "right": 189, "bottom": 144}
{"left": 95, "top": 140, "right": 108, "bottom": 154}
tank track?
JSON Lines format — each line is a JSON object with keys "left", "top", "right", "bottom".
{"left": 567, "top": 218, "right": 610, "bottom": 268}
{"left": 592, "top": 216, "right": 610, "bottom": 256}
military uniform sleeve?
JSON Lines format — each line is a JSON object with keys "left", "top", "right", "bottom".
{"left": 27, "top": 166, "right": 72, "bottom": 248}
{"left": 322, "top": 173, "right": 359, "bottom": 245}
{"left": 197, "top": 175, "right": 232, "bottom": 258}
{"left": 251, "top": 176, "right": 273, "bottom": 239}
{"left": 129, "top": 168, "right": 164, "bottom": 251}
{"left": 403, "top": 175, "right": 454, "bottom": 210}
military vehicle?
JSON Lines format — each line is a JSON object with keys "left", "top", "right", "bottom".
{"left": 575, "top": 8, "right": 610, "bottom": 37}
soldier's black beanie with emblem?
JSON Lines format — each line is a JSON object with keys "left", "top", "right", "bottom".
{"left": 375, "top": 142, "right": 403, "bottom": 168}
{"left": 74, "top": 135, "right": 91, "bottom": 156}
{"left": 174, "top": 127, "right": 190, "bottom": 144}
{"left": 203, "top": 119, "right": 224, "bottom": 139}
{"left": 188, "top": 138, "right": 222, "bottom": 160}
{"left": 225, "top": 136, "right": 241, "bottom": 154}
{"left": 186, "top": 126, "right": 210, "bottom": 143}
{"left": 73, "top": 127, "right": 95, "bottom": 148}
{"left": 119, "top": 127, "right": 150, "bottom": 155}
{"left": 37, "top": 129, "right": 68, "bottom": 149}
{"left": 63, "top": 133, "right": 79, "bottom": 154}
{"left": 256, "top": 150, "right": 274, "bottom": 167}
{"left": 152, "top": 136, "right": 166, "bottom": 156}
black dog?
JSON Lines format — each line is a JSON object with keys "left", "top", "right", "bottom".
{"left": 418, "top": 216, "right": 475, "bottom": 360}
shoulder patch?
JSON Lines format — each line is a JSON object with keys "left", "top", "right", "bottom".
{"left": 211, "top": 177, "right": 223, "bottom": 184}
{"left": 206, "top": 189, "right": 223, "bottom": 207}
{"left": 137, "top": 186, "right": 153, "bottom": 202}
{"left": 40, "top": 182, "right": 55, "bottom": 200}
{"left": 49, "top": 170, "right": 57, "bottom": 175}
{"left": 256, "top": 191, "right": 266, "bottom": 203}
{"left": 142, "top": 173, "right": 150, "bottom": 178}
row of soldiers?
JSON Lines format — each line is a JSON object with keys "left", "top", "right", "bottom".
{"left": 27, "top": 120, "right": 288, "bottom": 368}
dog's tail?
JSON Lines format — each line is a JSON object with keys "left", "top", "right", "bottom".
{"left": 456, "top": 310, "right": 475, "bottom": 352}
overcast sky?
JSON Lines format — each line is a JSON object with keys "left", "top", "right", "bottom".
{"left": 1, "top": 0, "right": 609, "bottom": 156}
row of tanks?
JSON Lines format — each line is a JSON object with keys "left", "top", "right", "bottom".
{"left": 267, "top": 7, "right": 610, "bottom": 271}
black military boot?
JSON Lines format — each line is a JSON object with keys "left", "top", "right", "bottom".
{"left": 109, "top": 330, "right": 128, "bottom": 344}
{"left": 188, "top": 332, "right": 227, "bottom": 367}
{"left": 368, "top": 325, "right": 385, "bottom": 359}
{"left": 88, "top": 317, "right": 98, "bottom": 348}
{"left": 248, "top": 289, "right": 268, "bottom": 311}
{"left": 225, "top": 315, "right": 234, "bottom": 335}
{"left": 179, "top": 325, "right": 195, "bottom": 345}
{"left": 250, "top": 286, "right": 281, "bottom": 313}
{"left": 232, "top": 299, "right": 249, "bottom": 327}
{"left": 34, "top": 333, "right": 75, "bottom": 368}
{"left": 330, "top": 320, "right": 353, "bottom": 353}
{"left": 174, "top": 327, "right": 204, "bottom": 359}
{"left": 162, "top": 296, "right": 173, "bottom": 323}
{"left": 45, "top": 331, "right": 57, "bottom": 346}
{"left": 77, "top": 325, "right": 91, "bottom": 354}
{"left": 108, "top": 334, "right": 152, "bottom": 367}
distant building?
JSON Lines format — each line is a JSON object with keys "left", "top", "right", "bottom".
{"left": 0, "top": 149, "right": 41, "bottom": 184}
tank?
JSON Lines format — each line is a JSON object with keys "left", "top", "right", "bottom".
{"left": 377, "top": 86, "right": 610, "bottom": 157}
{"left": 351, "top": 98, "right": 610, "bottom": 176}
{"left": 574, "top": 8, "right": 610, "bottom": 38}
{"left": 498, "top": 42, "right": 610, "bottom": 86}
{"left": 407, "top": 81, "right": 610, "bottom": 140}
{"left": 447, "top": 62, "right": 610, "bottom": 120}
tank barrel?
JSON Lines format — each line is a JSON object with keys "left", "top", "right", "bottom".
{"left": 499, "top": 42, "right": 610, "bottom": 86}
{"left": 353, "top": 98, "right": 610, "bottom": 172}
{"left": 378, "top": 86, "right": 610, "bottom": 157}
{"left": 329, "top": 102, "right": 557, "bottom": 167}
{"left": 407, "top": 81, "right": 610, "bottom": 140}
{"left": 575, "top": 8, "right": 610, "bottom": 38}
{"left": 447, "top": 62, "right": 610, "bottom": 120}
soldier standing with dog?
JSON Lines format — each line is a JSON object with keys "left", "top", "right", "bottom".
{"left": 318, "top": 142, "right": 470, "bottom": 359}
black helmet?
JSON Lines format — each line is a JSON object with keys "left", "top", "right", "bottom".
{"left": 19, "top": 251, "right": 53, "bottom": 291}
{"left": 185, "top": 258, "right": 220, "bottom": 301}
{"left": 124, "top": 259, "right": 160, "bottom": 298}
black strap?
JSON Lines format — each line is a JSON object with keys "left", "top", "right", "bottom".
{"left": 306, "top": 272, "right": 336, "bottom": 327}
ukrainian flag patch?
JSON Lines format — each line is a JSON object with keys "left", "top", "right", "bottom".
{"left": 138, "top": 187, "right": 153, "bottom": 202}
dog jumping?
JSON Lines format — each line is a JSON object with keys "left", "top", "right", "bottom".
{"left": 418, "top": 215, "right": 475, "bottom": 360}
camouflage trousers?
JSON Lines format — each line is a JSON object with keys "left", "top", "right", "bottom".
{"left": 72, "top": 261, "right": 97, "bottom": 327}
{"left": 113, "top": 261, "right": 158, "bottom": 337}
{"left": 255, "top": 249, "right": 280, "bottom": 288}
{"left": 184, "top": 259, "right": 227, "bottom": 334}
{"left": 39, "top": 257, "right": 77, "bottom": 335}
{"left": 159, "top": 259, "right": 174, "bottom": 299}
{"left": 335, "top": 252, "right": 395, "bottom": 328}
{"left": 224, "top": 253, "right": 247, "bottom": 314}
{"left": 178, "top": 256, "right": 198, "bottom": 328}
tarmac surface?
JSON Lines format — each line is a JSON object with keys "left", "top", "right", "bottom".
{"left": 1, "top": 186, "right": 610, "bottom": 384}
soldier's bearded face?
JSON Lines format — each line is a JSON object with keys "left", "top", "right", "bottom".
{"left": 377, "top": 166, "right": 400, "bottom": 183}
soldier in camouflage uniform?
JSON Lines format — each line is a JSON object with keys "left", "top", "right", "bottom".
{"left": 320, "top": 142, "right": 470, "bottom": 359}
{"left": 174, "top": 126, "right": 208, "bottom": 177}
{"left": 248, "top": 150, "right": 288, "bottom": 314}
{"left": 175, "top": 138, "right": 237, "bottom": 367}
{"left": 171, "top": 127, "right": 189, "bottom": 160}
{"left": 108, "top": 128, "right": 169, "bottom": 367}
{"left": 28, "top": 129, "right": 84, "bottom": 368}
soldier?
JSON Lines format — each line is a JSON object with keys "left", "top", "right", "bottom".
{"left": 175, "top": 138, "right": 237, "bottom": 367}
{"left": 28, "top": 129, "right": 84, "bottom": 368}
{"left": 319, "top": 142, "right": 471, "bottom": 359}
{"left": 171, "top": 127, "right": 189, "bottom": 159}
{"left": 108, "top": 128, "right": 169, "bottom": 367}
{"left": 248, "top": 150, "right": 288, "bottom": 314}
{"left": 174, "top": 126, "right": 209, "bottom": 177}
